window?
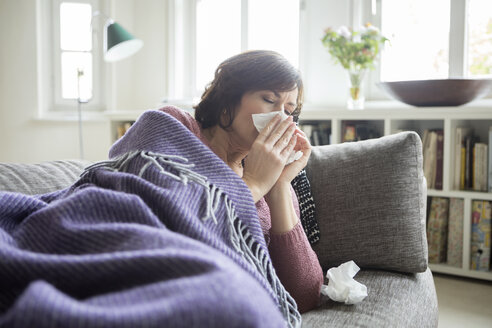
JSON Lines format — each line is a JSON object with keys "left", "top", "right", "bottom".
{"left": 45, "top": 0, "right": 104, "bottom": 112}
{"left": 377, "top": 0, "right": 492, "bottom": 82}
{"left": 59, "top": 2, "right": 93, "bottom": 100}
{"left": 247, "top": 0, "right": 299, "bottom": 67}
{"left": 196, "top": 0, "right": 241, "bottom": 95}
{"left": 366, "top": 0, "right": 492, "bottom": 100}
{"left": 380, "top": 0, "right": 450, "bottom": 81}
{"left": 168, "top": 0, "right": 300, "bottom": 102}
{"left": 467, "top": 0, "right": 492, "bottom": 76}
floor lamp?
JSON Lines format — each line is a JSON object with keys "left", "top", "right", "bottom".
{"left": 77, "top": 14, "right": 143, "bottom": 159}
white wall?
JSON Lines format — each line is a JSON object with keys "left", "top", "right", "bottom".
{"left": 109, "top": 0, "right": 168, "bottom": 111}
{"left": 301, "top": 0, "right": 351, "bottom": 107}
{"left": 0, "top": 0, "right": 350, "bottom": 163}
{"left": 0, "top": 0, "right": 110, "bottom": 163}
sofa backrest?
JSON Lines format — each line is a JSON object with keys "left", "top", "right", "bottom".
{"left": 305, "top": 131, "right": 428, "bottom": 273}
{"left": 0, "top": 160, "right": 90, "bottom": 195}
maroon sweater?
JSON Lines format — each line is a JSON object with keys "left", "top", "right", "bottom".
{"left": 159, "top": 106, "right": 323, "bottom": 313}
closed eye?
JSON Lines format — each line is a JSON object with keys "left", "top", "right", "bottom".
{"left": 263, "top": 97, "right": 275, "bottom": 104}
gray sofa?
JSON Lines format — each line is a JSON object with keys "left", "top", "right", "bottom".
{"left": 0, "top": 131, "right": 438, "bottom": 327}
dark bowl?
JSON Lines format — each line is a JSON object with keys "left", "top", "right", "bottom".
{"left": 377, "top": 79, "right": 492, "bottom": 107}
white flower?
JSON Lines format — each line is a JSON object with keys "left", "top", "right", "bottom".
{"left": 336, "top": 25, "right": 351, "bottom": 39}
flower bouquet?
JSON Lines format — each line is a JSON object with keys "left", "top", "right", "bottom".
{"left": 322, "top": 23, "right": 388, "bottom": 109}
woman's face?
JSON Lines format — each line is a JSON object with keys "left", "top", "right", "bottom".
{"left": 229, "top": 88, "right": 298, "bottom": 149}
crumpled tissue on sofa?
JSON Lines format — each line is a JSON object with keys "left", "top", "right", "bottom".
{"left": 321, "top": 260, "right": 368, "bottom": 305}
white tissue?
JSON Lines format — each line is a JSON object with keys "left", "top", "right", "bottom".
{"left": 251, "top": 111, "right": 303, "bottom": 165}
{"left": 320, "top": 260, "right": 368, "bottom": 305}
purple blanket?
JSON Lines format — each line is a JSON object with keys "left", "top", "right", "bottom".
{"left": 0, "top": 110, "right": 301, "bottom": 328}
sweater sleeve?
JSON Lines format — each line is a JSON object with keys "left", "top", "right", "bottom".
{"left": 268, "top": 222, "right": 323, "bottom": 313}
{"left": 158, "top": 106, "right": 201, "bottom": 136}
{"left": 161, "top": 104, "right": 323, "bottom": 312}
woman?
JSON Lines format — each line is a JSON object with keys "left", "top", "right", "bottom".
{"left": 160, "top": 50, "right": 323, "bottom": 313}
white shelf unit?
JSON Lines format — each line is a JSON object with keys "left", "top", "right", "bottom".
{"left": 105, "top": 110, "right": 146, "bottom": 143}
{"left": 107, "top": 104, "right": 492, "bottom": 281}
{"left": 301, "top": 105, "right": 492, "bottom": 281}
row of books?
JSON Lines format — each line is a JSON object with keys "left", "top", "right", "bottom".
{"left": 453, "top": 127, "right": 490, "bottom": 192}
{"left": 299, "top": 121, "right": 383, "bottom": 145}
{"left": 116, "top": 121, "right": 134, "bottom": 140}
{"left": 426, "top": 197, "right": 491, "bottom": 271}
{"left": 341, "top": 121, "right": 382, "bottom": 142}
{"left": 299, "top": 123, "right": 331, "bottom": 146}
{"left": 422, "top": 129, "right": 444, "bottom": 190}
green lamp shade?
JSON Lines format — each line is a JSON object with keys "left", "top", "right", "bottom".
{"left": 104, "top": 22, "right": 143, "bottom": 62}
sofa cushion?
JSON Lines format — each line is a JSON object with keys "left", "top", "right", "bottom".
{"left": 305, "top": 132, "right": 428, "bottom": 273}
{"left": 0, "top": 160, "right": 90, "bottom": 195}
{"left": 302, "top": 268, "right": 438, "bottom": 327}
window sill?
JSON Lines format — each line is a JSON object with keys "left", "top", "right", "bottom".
{"left": 34, "top": 111, "right": 109, "bottom": 123}
{"left": 303, "top": 97, "right": 492, "bottom": 112}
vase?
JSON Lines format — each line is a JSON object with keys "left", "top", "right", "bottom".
{"left": 346, "top": 69, "right": 366, "bottom": 110}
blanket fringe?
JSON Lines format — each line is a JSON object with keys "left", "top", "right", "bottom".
{"left": 225, "top": 199, "right": 302, "bottom": 328}
{"left": 81, "top": 151, "right": 302, "bottom": 328}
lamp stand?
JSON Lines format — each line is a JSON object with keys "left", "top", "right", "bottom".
{"left": 77, "top": 68, "right": 85, "bottom": 160}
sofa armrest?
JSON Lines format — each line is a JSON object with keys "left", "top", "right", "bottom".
{"left": 305, "top": 132, "right": 428, "bottom": 273}
{"left": 0, "top": 160, "right": 90, "bottom": 195}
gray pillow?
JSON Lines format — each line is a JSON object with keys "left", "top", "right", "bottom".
{"left": 0, "top": 160, "right": 90, "bottom": 195}
{"left": 305, "top": 132, "right": 428, "bottom": 273}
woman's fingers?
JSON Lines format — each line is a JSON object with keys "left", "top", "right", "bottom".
{"left": 295, "top": 127, "right": 307, "bottom": 138}
{"left": 255, "top": 113, "right": 283, "bottom": 143}
{"left": 280, "top": 134, "right": 297, "bottom": 157}
{"left": 264, "top": 116, "right": 295, "bottom": 146}
{"left": 296, "top": 134, "right": 310, "bottom": 150}
{"left": 274, "top": 121, "right": 296, "bottom": 150}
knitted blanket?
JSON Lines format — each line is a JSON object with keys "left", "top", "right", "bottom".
{"left": 0, "top": 110, "right": 301, "bottom": 328}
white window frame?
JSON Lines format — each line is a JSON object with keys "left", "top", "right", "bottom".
{"left": 38, "top": 0, "right": 105, "bottom": 114}
{"left": 165, "top": 0, "right": 300, "bottom": 104}
{"left": 363, "top": 0, "right": 485, "bottom": 100}
{"left": 165, "top": 0, "right": 197, "bottom": 103}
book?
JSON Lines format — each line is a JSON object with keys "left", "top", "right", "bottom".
{"left": 435, "top": 130, "right": 444, "bottom": 190}
{"left": 423, "top": 131, "right": 437, "bottom": 189}
{"left": 117, "top": 125, "right": 126, "bottom": 139}
{"left": 473, "top": 143, "right": 488, "bottom": 192}
{"left": 116, "top": 121, "right": 134, "bottom": 139}
{"left": 470, "top": 200, "right": 491, "bottom": 271}
{"left": 490, "top": 127, "right": 492, "bottom": 192}
{"left": 427, "top": 197, "right": 450, "bottom": 263}
{"left": 454, "top": 127, "right": 471, "bottom": 190}
{"left": 318, "top": 123, "right": 331, "bottom": 145}
{"left": 481, "top": 143, "right": 488, "bottom": 192}
{"left": 447, "top": 198, "right": 464, "bottom": 267}
{"left": 311, "top": 129, "right": 321, "bottom": 146}
{"left": 422, "top": 129, "right": 429, "bottom": 155}
{"left": 460, "top": 142, "right": 466, "bottom": 190}
{"left": 465, "top": 135, "right": 478, "bottom": 190}
{"left": 342, "top": 124, "right": 356, "bottom": 142}
{"left": 342, "top": 121, "right": 381, "bottom": 143}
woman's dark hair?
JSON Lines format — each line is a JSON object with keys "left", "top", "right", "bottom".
{"left": 194, "top": 50, "right": 304, "bottom": 129}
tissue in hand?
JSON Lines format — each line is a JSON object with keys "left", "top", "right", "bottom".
{"left": 320, "top": 260, "right": 368, "bottom": 305}
{"left": 251, "top": 111, "right": 303, "bottom": 165}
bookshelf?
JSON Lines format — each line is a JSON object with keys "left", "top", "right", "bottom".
{"left": 106, "top": 102, "right": 492, "bottom": 281}
{"left": 300, "top": 104, "right": 492, "bottom": 281}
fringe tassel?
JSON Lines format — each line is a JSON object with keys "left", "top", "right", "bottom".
{"left": 82, "top": 151, "right": 302, "bottom": 327}
{"left": 225, "top": 199, "right": 302, "bottom": 328}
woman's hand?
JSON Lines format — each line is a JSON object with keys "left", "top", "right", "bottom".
{"left": 242, "top": 113, "right": 299, "bottom": 202}
{"left": 275, "top": 128, "right": 312, "bottom": 185}
{"left": 265, "top": 128, "right": 311, "bottom": 204}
